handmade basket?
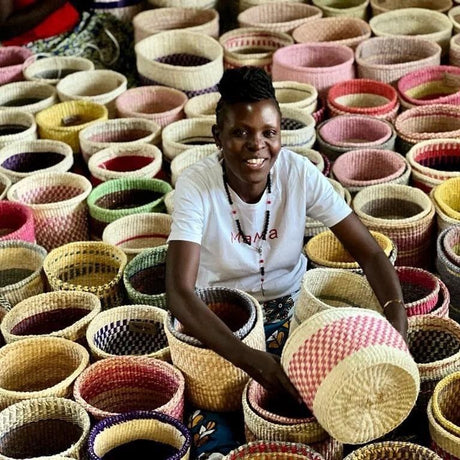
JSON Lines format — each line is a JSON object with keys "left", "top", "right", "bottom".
{"left": 432, "top": 176, "right": 460, "bottom": 220}
{"left": 7, "top": 171, "right": 92, "bottom": 251}
{"left": 0, "top": 81, "right": 57, "bottom": 114}
{"left": 184, "top": 92, "right": 219, "bottom": 120}
{"left": 0, "top": 201, "right": 34, "bottom": 243}
{"left": 43, "top": 241, "right": 128, "bottom": 310}
{"left": 0, "top": 336, "right": 89, "bottom": 410}
{"left": 293, "top": 147, "right": 325, "bottom": 174}
{"left": 238, "top": 0, "right": 299, "bottom": 12}
{"left": 312, "top": 97, "right": 327, "bottom": 124}
{"left": 133, "top": 7, "right": 219, "bottom": 43}
{"left": 312, "top": 0, "right": 369, "bottom": 19}
{"left": 87, "top": 411, "right": 191, "bottom": 460}
{"left": 431, "top": 189, "right": 460, "bottom": 235}
{"left": 441, "top": 225, "right": 460, "bottom": 265}
{"left": 449, "top": 5, "right": 460, "bottom": 33}
{"left": 0, "top": 240, "right": 47, "bottom": 308}
{"left": 280, "top": 107, "right": 316, "bottom": 149}
{"left": 164, "top": 190, "right": 174, "bottom": 215}
{"left": 0, "top": 46, "right": 32, "bottom": 85}
{"left": 274, "top": 81, "right": 317, "bottom": 113}
{"left": 281, "top": 308, "right": 420, "bottom": 444}
{"left": 0, "top": 110, "right": 36, "bottom": 149}
{"left": 135, "top": 30, "right": 223, "bottom": 98}
{"left": 343, "top": 441, "right": 442, "bottom": 459}
{"left": 170, "top": 144, "right": 216, "bottom": 186}
{"left": 35, "top": 100, "right": 108, "bottom": 153}
{"left": 450, "top": 33, "right": 460, "bottom": 66}
{"left": 148, "top": 0, "right": 217, "bottom": 7}
{"left": 87, "top": 177, "right": 171, "bottom": 239}
{"left": 0, "top": 173, "right": 10, "bottom": 200}
{"left": 1, "top": 290, "right": 101, "bottom": 344}
{"left": 86, "top": 304, "right": 169, "bottom": 360}
{"left": 371, "top": 0, "right": 452, "bottom": 15}
{"left": 355, "top": 36, "right": 442, "bottom": 85}
{"left": 432, "top": 371, "right": 460, "bottom": 437}
{"left": 0, "top": 397, "right": 90, "bottom": 459}
{"left": 224, "top": 441, "right": 326, "bottom": 459}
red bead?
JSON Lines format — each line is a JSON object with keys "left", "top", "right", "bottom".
{"left": 261, "top": 278, "right": 264, "bottom": 282}
{"left": 267, "top": 200, "right": 271, "bottom": 204}
{"left": 232, "top": 210, "right": 236, "bottom": 214}
{"left": 259, "top": 260, "right": 264, "bottom": 263}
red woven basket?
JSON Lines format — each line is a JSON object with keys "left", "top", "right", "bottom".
{"left": 0, "top": 201, "right": 35, "bottom": 243}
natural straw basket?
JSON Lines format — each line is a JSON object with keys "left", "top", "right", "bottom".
{"left": 0, "top": 201, "right": 34, "bottom": 243}
{"left": 293, "top": 148, "right": 325, "bottom": 173}
{"left": 0, "top": 172, "right": 10, "bottom": 200}
{"left": 43, "top": 241, "right": 128, "bottom": 310}
{"left": 449, "top": 33, "right": 460, "bottom": 66}
{"left": 432, "top": 176, "right": 460, "bottom": 220}
{"left": 431, "top": 188, "right": 460, "bottom": 235}
{"left": 7, "top": 171, "right": 92, "bottom": 251}
{"left": 371, "top": 0, "right": 452, "bottom": 16}
{"left": 432, "top": 371, "right": 460, "bottom": 437}
{"left": 147, "top": 0, "right": 217, "bottom": 7}
{"left": 184, "top": 92, "right": 219, "bottom": 120}
{"left": 1, "top": 291, "right": 101, "bottom": 344}
{"left": 170, "top": 144, "right": 216, "bottom": 186}
{"left": 0, "top": 46, "right": 32, "bottom": 85}
{"left": 343, "top": 441, "right": 442, "bottom": 459}
{"left": 164, "top": 190, "right": 174, "bottom": 214}
{"left": 355, "top": 36, "right": 442, "bottom": 86}
{"left": 449, "top": 5, "right": 460, "bottom": 33}
{"left": 282, "top": 307, "right": 420, "bottom": 445}
{"left": 280, "top": 107, "right": 316, "bottom": 149}
{"left": 274, "top": 81, "right": 317, "bottom": 113}
{"left": 0, "top": 397, "right": 90, "bottom": 460}
{"left": 312, "top": 0, "right": 369, "bottom": 19}
{"left": 0, "top": 81, "right": 57, "bottom": 114}
{"left": 115, "top": 85, "right": 188, "bottom": 128}
{"left": 224, "top": 441, "right": 326, "bottom": 459}
{"left": 0, "top": 110, "right": 37, "bottom": 149}
{"left": 0, "top": 336, "right": 89, "bottom": 410}
{"left": 86, "top": 304, "right": 169, "bottom": 360}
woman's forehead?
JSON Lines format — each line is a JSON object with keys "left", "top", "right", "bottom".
{"left": 221, "top": 99, "right": 280, "bottom": 125}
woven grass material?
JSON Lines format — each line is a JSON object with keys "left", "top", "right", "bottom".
{"left": 343, "top": 441, "right": 442, "bottom": 459}
{"left": 371, "top": 0, "right": 452, "bottom": 15}
{"left": 432, "top": 176, "right": 460, "bottom": 220}
{"left": 280, "top": 107, "right": 316, "bottom": 149}
{"left": 0, "top": 110, "right": 37, "bottom": 149}
{"left": 0, "top": 396, "right": 90, "bottom": 460}
{"left": 86, "top": 304, "right": 169, "bottom": 361}
{"left": 224, "top": 441, "right": 326, "bottom": 459}
{"left": 450, "top": 5, "right": 460, "bottom": 33}
{"left": 431, "top": 188, "right": 460, "bottom": 235}
{"left": 7, "top": 171, "right": 92, "bottom": 251}
{"left": 293, "top": 148, "right": 324, "bottom": 173}
{"left": 0, "top": 201, "right": 34, "bottom": 243}
{"left": 1, "top": 291, "right": 101, "bottom": 344}
{"left": 0, "top": 241, "right": 47, "bottom": 309}
{"left": 170, "top": 144, "right": 216, "bottom": 186}
{"left": 102, "top": 212, "right": 172, "bottom": 260}
{"left": 442, "top": 225, "right": 460, "bottom": 265}
{"left": 0, "top": 81, "right": 57, "bottom": 114}
{"left": 164, "top": 190, "right": 175, "bottom": 214}
{"left": 238, "top": 0, "right": 298, "bottom": 12}
{"left": 166, "top": 289, "right": 265, "bottom": 411}
{"left": 43, "top": 241, "right": 127, "bottom": 310}
{"left": 35, "top": 100, "right": 108, "bottom": 153}
{"left": 281, "top": 308, "right": 420, "bottom": 445}
{"left": 0, "top": 336, "right": 89, "bottom": 410}
{"left": 74, "top": 356, "right": 184, "bottom": 421}
{"left": 135, "top": 30, "right": 223, "bottom": 98}
{"left": 184, "top": 92, "right": 219, "bottom": 120}
{"left": 0, "top": 46, "right": 32, "bottom": 85}
{"left": 0, "top": 172, "right": 10, "bottom": 201}
{"left": 148, "top": 0, "right": 217, "bottom": 9}
{"left": 274, "top": 81, "right": 317, "bottom": 113}
{"left": 312, "top": 0, "right": 369, "bottom": 19}
{"left": 355, "top": 36, "right": 442, "bottom": 86}
{"left": 450, "top": 33, "right": 460, "bottom": 66}
{"left": 432, "top": 371, "right": 460, "bottom": 439}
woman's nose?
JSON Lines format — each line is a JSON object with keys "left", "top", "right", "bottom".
{"left": 247, "top": 133, "right": 264, "bottom": 150}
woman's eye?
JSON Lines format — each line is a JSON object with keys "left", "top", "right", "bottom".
{"left": 232, "top": 129, "right": 247, "bottom": 137}
{"left": 264, "top": 130, "right": 278, "bottom": 138}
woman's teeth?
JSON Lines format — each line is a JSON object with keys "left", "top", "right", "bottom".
{"left": 246, "top": 158, "right": 264, "bottom": 165}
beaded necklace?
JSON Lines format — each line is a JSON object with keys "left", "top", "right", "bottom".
{"left": 222, "top": 165, "right": 272, "bottom": 297}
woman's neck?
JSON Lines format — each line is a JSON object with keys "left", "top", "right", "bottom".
{"left": 223, "top": 165, "right": 268, "bottom": 204}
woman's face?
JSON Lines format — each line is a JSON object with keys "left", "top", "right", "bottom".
{"left": 213, "top": 99, "right": 281, "bottom": 201}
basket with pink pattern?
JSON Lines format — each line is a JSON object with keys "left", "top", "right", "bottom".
{"left": 224, "top": 441, "right": 326, "bottom": 459}
{"left": 0, "top": 201, "right": 34, "bottom": 243}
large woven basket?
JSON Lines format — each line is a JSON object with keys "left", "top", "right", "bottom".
{"left": 86, "top": 304, "right": 169, "bottom": 360}
{"left": 343, "top": 441, "right": 442, "bottom": 459}
{"left": 184, "top": 92, "right": 219, "bottom": 120}
{"left": 0, "top": 397, "right": 90, "bottom": 459}
{"left": 170, "top": 144, "right": 216, "bottom": 186}
{"left": 0, "top": 201, "right": 34, "bottom": 243}
{"left": 224, "top": 441, "right": 326, "bottom": 459}
{"left": 135, "top": 30, "right": 223, "bottom": 98}
{"left": 432, "top": 176, "right": 460, "bottom": 220}
{"left": 43, "top": 241, "right": 128, "bottom": 310}
{"left": 432, "top": 371, "right": 460, "bottom": 438}
{"left": 371, "top": 0, "right": 452, "bottom": 15}
{"left": 7, "top": 171, "right": 92, "bottom": 251}
{"left": 312, "top": 0, "right": 369, "bottom": 19}
{"left": 280, "top": 107, "right": 316, "bottom": 149}
{"left": 274, "top": 81, "right": 317, "bottom": 113}
{"left": 0, "top": 110, "right": 37, "bottom": 149}
{"left": 0, "top": 336, "right": 89, "bottom": 410}
{"left": 0, "top": 81, "right": 57, "bottom": 114}
{"left": 1, "top": 290, "right": 101, "bottom": 344}
{"left": 281, "top": 308, "right": 420, "bottom": 444}
{"left": 0, "top": 46, "right": 32, "bottom": 85}
{"left": 0, "top": 240, "right": 47, "bottom": 308}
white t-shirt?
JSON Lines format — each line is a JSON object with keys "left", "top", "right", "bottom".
{"left": 169, "top": 148, "right": 352, "bottom": 302}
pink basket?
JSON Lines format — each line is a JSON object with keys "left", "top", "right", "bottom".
{"left": 0, "top": 201, "right": 35, "bottom": 243}
{"left": 0, "top": 47, "right": 33, "bottom": 86}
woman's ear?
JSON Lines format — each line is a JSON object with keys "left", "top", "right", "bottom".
{"left": 212, "top": 124, "right": 221, "bottom": 149}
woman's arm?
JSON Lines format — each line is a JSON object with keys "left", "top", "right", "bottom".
{"left": 330, "top": 212, "right": 408, "bottom": 340}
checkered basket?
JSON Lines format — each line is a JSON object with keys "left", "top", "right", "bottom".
{"left": 312, "top": 0, "right": 369, "bottom": 19}
{"left": 432, "top": 176, "right": 460, "bottom": 221}
{"left": 171, "top": 144, "right": 216, "bottom": 186}
{"left": 0, "top": 110, "right": 37, "bottom": 149}
{"left": 224, "top": 441, "right": 327, "bottom": 459}
{"left": 274, "top": 81, "right": 317, "bottom": 113}
{"left": 0, "top": 81, "right": 57, "bottom": 114}
{"left": 184, "top": 92, "right": 219, "bottom": 120}
{"left": 343, "top": 441, "right": 442, "bottom": 459}
{"left": 0, "top": 201, "right": 34, "bottom": 243}
{"left": 432, "top": 371, "right": 460, "bottom": 439}
{"left": 0, "top": 46, "right": 32, "bottom": 85}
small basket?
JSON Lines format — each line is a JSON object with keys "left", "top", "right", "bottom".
{"left": 0, "top": 46, "right": 32, "bottom": 85}
{"left": 0, "top": 201, "right": 35, "bottom": 243}
{"left": 312, "top": 0, "right": 369, "bottom": 19}
{"left": 0, "top": 109, "right": 37, "bottom": 149}
{"left": 449, "top": 5, "right": 460, "bottom": 33}
{"left": 343, "top": 441, "right": 442, "bottom": 459}
{"left": 449, "top": 33, "right": 460, "bottom": 66}
{"left": 224, "top": 441, "right": 326, "bottom": 459}
{"left": 43, "top": 241, "right": 128, "bottom": 310}
{"left": 274, "top": 81, "right": 317, "bottom": 113}
{"left": 432, "top": 176, "right": 460, "bottom": 221}
{"left": 432, "top": 371, "right": 460, "bottom": 437}
{"left": 371, "top": 0, "right": 452, "bottom": 16}
{"left": 293, "top": 148, "right": 325, "bottom": 174}
{"left": 440, "top": 225, "right": 460, "bottom": 266}
{"left": 0, "top": 81, "right": 57, "bottom": 114}
{"left": 170, "top": 144, "right": 216, "bottom": 186}
{"left": 280, "top": 107, "right": 316, "bottom": 149}
{"left": 184, "top": 92, "right": 219, "bottom": 120}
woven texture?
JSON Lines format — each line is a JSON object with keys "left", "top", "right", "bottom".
{"left": 0, "top": 201, "right": 35, "bottom": 243}
{"left": 184, "top": 92, "right": 219, "bottom": 120}
{"left": 432, "top": 176, "right": 460, "bottom": 220}
{"left": 0, "top": 110, "right": 37, "bottom": 150}
{"left": 343, "top": 441, "right": 442, "bottom": 459}
{"left": 371, "top": 0, "right": 452, "bottom": 15}
{"left": 0, "top": 46, "right": 33, "bottom": 85}
{"left": 450, "top": 33, "right": 460, "bottom": 66}
{"left": 224, "top": 441, "right": 326, "bottom": 459}
{"left": 0, "top": 173, "right": 10, "bottom": 200}
{"left": 312, "top": 0, "right": 369, "bottom": 19}
{"left": 0, "top": 81, "right": 57, "bottom": 114}
{"left": 274, "top": 81, "right": 318, "bottom": 113}
{"left": 171, "top": 144, "right": 216, "bottom": 186}
{"left": 280, "top": 107, "right": 316, "bottom": 149}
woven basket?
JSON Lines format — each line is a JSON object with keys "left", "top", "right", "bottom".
{"left": 87, "top": 177, "right": 171, "bottom": 239}
{"left": 431, "top": 187, "right": 460, "bottom": 235}
{"left": 355, "top": 36, "right": 442, "bottom": 86}
{"left": 312, "top": 97, "right": 327, "bottom": 125}
{"left": 22, "top": 55, "right": 94, "bottom": 85}
{"left": 7, "top": 171, "right": 92, "bottom": 251}
{"left": 164, "top": 190, "right": 174, "bottom": 215}
{"left": 56, "top": 69, "right": 127, "bottom": 117}
{"left": 0, "top": 173, "right": 10, "bottom": 200}
{"left": 0, "top": 241, "right": 47, "bottom": 308}
{"left": 133, "top": 7, "right": 219, "bottom": 43}
{"left": 86, "top": 304, "right": 169, "bottom": 360}
{"left": 87, "top": 411, "right": 191, "bottom": 460}
{"left": 224, "top": 441, "right": 326, "bottom": 459}
{"left": 1, "top": 290, "right": 101, "bottom": 344}
{"left": 440, "top": 224, "right": 460, "bottom": 266}
{"left": 147, "top": 0, "right": 217, "bottom": 9}
{"left": 0, "top": 46, "right": 32, "bottom": 85}
{"left": 0, "top": 201, "right": 34, "bottom": 243}
{"left": 184, "top": 92, "right": 219, "bottom": 120}
{"left": 170, "top": 144, "right": 216, "bottom": 186}
{"left": 280, "top": 107, "right": 316, "bottom": 149}
{"left": 43, "top": 241, "right": 128, "bottom": 310}
{"left": 0, "top": 110, "right": 37, "bottom": 149}
{"left": 343, "top": 441, "right": 442, "bottom": 459}
{"left": 35, "top": 100, "right": 108, "bottom": 153}
{"left": 432, "top": 176, "right": 460, "bottom": 220}
{"left": 165, "top": 289, "right": 265, "bottom": 411}
{"left": 312, "top": 0, "right": 369, "bottom": 19}
{"left": 0, "top": 139, "right": 73, "bottom": 184}
{"left": 0, "top": 81, "right": 57, "bottom": 114}
{"left": 450, "top": 33, "right": 460, "bottom": 66}
{"left": 0, "top": 397, "right": 90, "bottom": 459}
{"left": 292, "top": 17, "right": 371, "bottom": 50}
{"left": 272, "top": 43, "right": 355, "bottom": 97}
{"left": 432, "top": 371, "right": 460, "bottom": 437}
{"left": 450, "top": 5, "right": 460, "bottom": 33}
{"left": 274, "top": 81, "right": 317, "bottom": 113}
{"left": 293, "top": 148, "right": 324, "bottom": 173}
{"left": 0, "top": 336, "right": 89, "bottom": 410}
{"left": 135, "top": 30, "right": 223, "bottom": 98}
{"left": 74, "top": 356, "right": 184, "bottom": 421}
{"left": 371, "top": 0, "right": 452, "bottom": 15}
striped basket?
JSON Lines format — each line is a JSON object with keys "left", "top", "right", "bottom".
{"left": 86, "top": 304, "right": 169, "bottom": 361}
{"left": 171, "top": 144, "right": 216, "bottom": 186}
{"left": 91, "top": 0, "right": 144, "bottom": 22}
{"left": 79, "top": 117, "right": 161, "bottom": 163}
{"left": 343, "top": 441, "right": 442, "bottom": 459}
{"left": 450, "top": 5, "right": 460, "bottom": 33}
{"left": 312, "top": 0, "right": 369, "bottom": 19}
{"left": 87, "top": 411, "right": 191, "bottom": 460}
{"left": 274, "top": 81, "right": 317, "bottom": 113}
{"left": 224, "top": 441, "right": 326, "bottom": 459}
{"left": 0, "top": 397, "right": 90, "bottom": 460}
{"left": 165, "top": 288, "right": 266, "bottom": 411}
{"left": 74, "top": 356, "right": 184, "bottom": 421}
{"left": 0, "top": 336, "right": 89, "bottom": 410}
{"left": 429, "top": 276, "right": 451, "bottom": 319}
{"left": 0, "top": 110, "right": 37, "bottom": 149}
{"left": 355, "top": 36, "right": 442, "bottom": 86}
{"left": 327, "top": 78, "right": 399, "bottom": 121}
{"left": 450, "top": 33, "right": 460, "bottom": 66}
{"left": 432, "top": 371, "right": 460, "bottom": 438}
{"left": 0, "top": 173, "right": 10, "bottom": 200}
{"left": 35, "top": 100, "right": 108, "bottom": 153}
{"left": 371, "top": 0, "right": 452, "bottom": 15}
{"left": 281, "top": 308, "right": 419, "bottom": 444}
{"left": 56, "top": 69, "right": 127, "bottom": 117}
{"left": 292, "top": 17, "right": 371, "bottom": 50}
{"left": 0, "top": 46, "right": 32, "bottom": 85}
{"left": 184, "top": 92, "right": 219, "bottom": 120}
{"left": 312, "top": 97, "right": 327, "bottom": 124}
{"left": 87, "top": 177, "right": 171, "bottom": 239}
{"left": 115, "top": 85, "right": 188, "bottom": 128}
{"left": 43, "top": 241, "right": 128, "bottom": 310}
{"left": 0, "top": 139, "right": 73, "bottom": 184}
{"left": 432, "top": 176, "right": 460, "bottom": 221}
{"left": 0, "top": 201, "right": 35, "bottom": 243}
{"left": 135, "top": 30, "right": 223, "bottom": 98}
{"left": 352, "top": 184, "right": 436, "bottom": 268}
{"left": 102, "top": 212, "right": 172, "bottom": 260}
{"left": 272, "top": 43, "right": 355, "bottom": 97}
{"left": 1, "top": 291, "right": 101, "bottom": 344}
{"left": 0, "top": 81, "right": 57, "bottom": 114}
{"left": 133, "top": 8, "right": 219, "bottom": 43}
{"left": 280, "top": 107, "right": 316, "bottom": 150}
{"left": 7, "top": 171, "right": 92, "bottom": 251}
{"left": 0, "top": 240, "right": 47, "bottom": 308}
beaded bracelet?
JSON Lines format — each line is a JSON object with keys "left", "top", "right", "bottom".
{"left": 383, "top": 298, "right": 405, "bottom": 311}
